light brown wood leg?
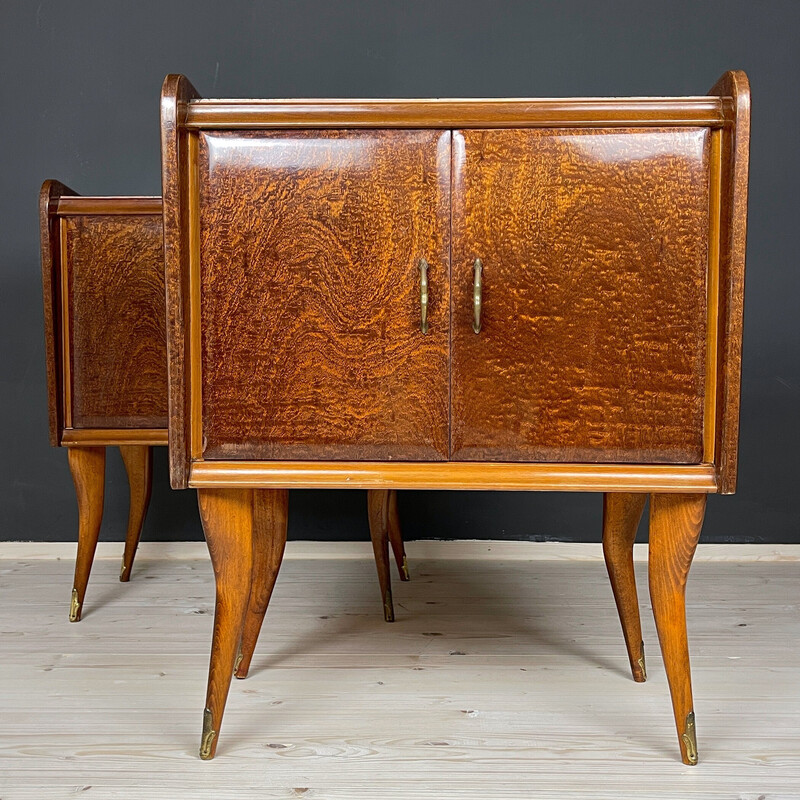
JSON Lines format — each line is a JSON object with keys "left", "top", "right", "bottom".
{"left": 602, "top": 492, "right": 647, "bottom": 682}
{"left": 118, "top": 445, "right": 153, "bottom": 583}
{"left": 649, "top": 492, "right": 706, "bottom": 766}
{"left": 197, "top": 488, "right": 254, "bottom": 760}
{"left": 234, "top": 489, "right": 288, "bottom": 679}
{"left": 67, "top": 447, "right": 106, "bottom": 622}
{"left": 386, "top": 489, "right": 410, "bottom": 581}
{"left": 367, "top": 489, "right": 394, "bottom": 622}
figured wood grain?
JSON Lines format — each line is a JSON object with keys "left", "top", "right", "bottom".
{"left": 451, "top": 128, "right": 711, "bottom": 463}
{"left": 64, "top": 213, "right": 167, "bottom": 428}
{"left": 197, "top": 130, "right": 451, "bottom": 461}
{"left": 708, "top": 71, "right": 750, "bottom": 494}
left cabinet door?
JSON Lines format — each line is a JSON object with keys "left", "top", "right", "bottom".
{"left": 197, "top": 130, "right": 451, "bottom": 461}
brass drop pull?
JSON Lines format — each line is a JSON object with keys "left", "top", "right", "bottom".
{"left": 473, "top": 258, "right": 483, "bottom": 334}
{"left": 419, "top": 258, "right": 429, "bottom": 334}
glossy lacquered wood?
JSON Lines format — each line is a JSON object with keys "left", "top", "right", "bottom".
{"left": 39, "top": 183, "right": 167, "bottom": 442}
{"left": 159, "top": 73, "right": 750, "bottom": 763}
{"left": 189, "top": 460, "right": 717, "bottom": 492}
{"left": 709, "top": 71, "right": 750, "bottom": 493}
{"left": 184, "top": 96, "right": 728, "bottom": 129}
{"left": 196, "top": 130, "right": 451, "bottom": 461}
{"left": 64, "top": 212, "right": 167, "bottom": 428}
{"left": 451, "top": 128, "right": 710, "bottom": 463}
{"left": 602, "top": 493, "right": 648, "bottom": 682}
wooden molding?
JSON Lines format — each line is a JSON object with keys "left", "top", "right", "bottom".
{"left": 185, "top": 96, "right": 727, "bottom": 129}
{"left": 61, "top": 428, "right": 169, "bottom": 446}
{"left": 188, "top": 461, "right": 717, "bottom": 492}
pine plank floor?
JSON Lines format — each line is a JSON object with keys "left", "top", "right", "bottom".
{"left": 0, "top": 549, "right": 798, "bottom": 799}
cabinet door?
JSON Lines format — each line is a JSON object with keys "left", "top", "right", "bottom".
{"left": 198, "top": 130, "right": 450, "bottom": 461}
{"left": 451, "top": 128, "right": 711, "bottom": 463}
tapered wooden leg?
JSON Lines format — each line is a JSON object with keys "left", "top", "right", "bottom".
{"left": 602, "top": 492, "right": 647, "bottom": 682}
{"left": 649, "top": 493, "right": 706, "bottom": 766}
{"left": 197, "top": 488, "right": 254, "bottom": 760}
{"left": 367, "top": 489, "right": 394, "bottom": 622}
{"left": 118, "top": 445, "right": 153, "bottom": 582}
{"left": 386, "top": 489, "right": 410, "bottom": 581}
{"left": 67, "top": 447, "right": 106, "bottom": 622}
{"left": 234, "top": 489, "right": 288, "bottom": 679}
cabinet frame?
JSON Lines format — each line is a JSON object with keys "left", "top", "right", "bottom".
{"left": 161, "top": 73, "right": 749, "bottom": 495}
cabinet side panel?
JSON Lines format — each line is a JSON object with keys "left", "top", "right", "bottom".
{"left": 451, "top": 127, "right": 710, "bottom": 463}
{"left": 66, "top": 215, "right": 168, "bottom": 428}
{"left": 198, "top": 130, "right": 451, "bottom": 461}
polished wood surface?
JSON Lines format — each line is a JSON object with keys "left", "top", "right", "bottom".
{"left": 709, "top": 71, "right": 750, "bottom": 494}
{"left": 119, "top": 445, "right": 154, "bottom": 583}
{"left": 196, "top": 488, "right": 254, "bottom": 760}
{"left": 602, "top": 493, "right": 647, "bottom": 682}
{"left": 649, "top": 492, "right": 707, "bottom": 765}
{"left": 451, "top": 128, "right": 710, "bottom": 463}
{"left": 386, "top": 488, "right": 409, "bottom": 581}
{"left": 196, "top": 130, "right": 451, "bottom": 461}
{"left": 189, "top": 460, "right": 717, "bottom": 492}
{"left": 159, "top": 73, "right": 750, "bottom": 762}
{"left": 40, "top": 180, "right": 77, "bottom": 445}
{"left": 61, "top": 428, "right": 169, "bottom": 446}
{"left": 235, "top": 489, "right": 288, "bottom": 679}
{"left": 161, "top": 74, "right": 202, "bottom": 489}
{"left": 64, "top": 213, "right": 167, "bottom": 428}
{"left": 39, "top": 184, "right": 167, "bottom": 442}
{"left": 367, "top": 489, "right": 394, "bottom": 622}
{"left": 66, "top": 446, "right": 105, "bottom": 622}
{"left": 184, "top": 96, "right": 728, "bottom": 129}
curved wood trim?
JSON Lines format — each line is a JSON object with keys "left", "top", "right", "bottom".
{"left": 707, "top": 71, "right": 750, "bottom": 494}
{"left": 61, "top": 428, "right": 168, "bottom": 446}
{"left": 40, "top": 179, "right": 77, "bottom": 446}
{"left": 161, "top": 74, "right": 200, "bottom": 489}
{"left": 184, "top": 97, "right": 727, "bottom": 130}
{"left": 189, "top": 461, "right": 717, "bottom": 492}
{"left": 56, "top": 197, "right": 162, "bottom": 216}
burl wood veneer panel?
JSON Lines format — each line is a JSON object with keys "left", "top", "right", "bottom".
{"left": 65, "top": 215, "right": 168, "bottom": 428}
{"left": 198, "top": 130, "right": 451, "bottom": 460}
{"left": 451, "top": 128, "right": 711, "bottom": 463}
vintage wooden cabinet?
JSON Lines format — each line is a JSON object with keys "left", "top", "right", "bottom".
{"left": 39, "top": 183, "right": 167, "bottom": 621}
{"left": 161, "top": 72, "right": 750, "bottom": 762}
{"left": 40, "top": 183, "right": 409, "bottom": 622}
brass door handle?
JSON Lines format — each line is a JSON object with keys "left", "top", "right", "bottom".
{"left": 473, "top": 258, "right": 483, "bottom": 334}
{"left": 419, "top": 258, "right": 429, "bottom": 334}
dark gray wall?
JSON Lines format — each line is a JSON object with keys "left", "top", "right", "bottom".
{"left": 2, "top": 0, "right": 798, "bottom": 544}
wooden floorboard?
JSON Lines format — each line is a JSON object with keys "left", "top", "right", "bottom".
{"left": 0, "top": 550, "right": 798, "bottom": 799}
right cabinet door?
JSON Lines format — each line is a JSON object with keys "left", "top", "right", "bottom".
{"left": 451, "top": 128, "right": 712, "bottom": 463}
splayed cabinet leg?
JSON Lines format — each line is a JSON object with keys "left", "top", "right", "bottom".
{"left": 118, "top": 445, "right": 153, "bottom": 582}
{"left": 367, "top": 489, "right": 394, "bottom": 622}
{"left": 649, "top": 492, "right": 706, "bottom": 765}
{"left": 386, "top": 489, "right": 410, "bottom": 581}
{"left": 602, "top": 492, "right": 647, "bottom": 682}
{"left": 67, "top": 447, "right": 106, "bottom": 622}
{"left": 197, "top": 488, "right": 254, "bottom": 759}
{"left": 234, "top": 489, "right": 289, "bottom": 679}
